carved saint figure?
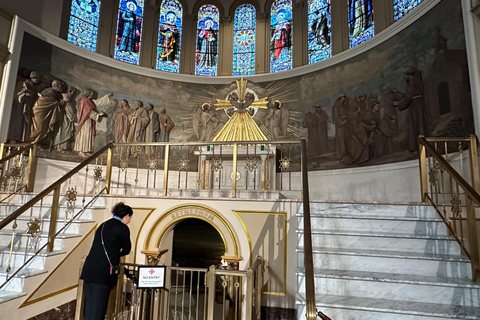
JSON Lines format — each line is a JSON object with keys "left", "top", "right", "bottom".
{"left": 193, "top": 103, "right": 218, "bottom": 142}
{"left": 144, "top": 104, "right": 160, "bottom": 155}
{"left": 332, "top": 95, "right": 349, "bottom": 161}
{"left": 127, "top": 101, "right": 150, "bottom": 144}
{"left": 54, "top": 86, "right": 78, "bottom": 152}
{"left": 266, "top": 100, "right": 289, "bottom": 140}
{"left": 345, "top": 117, "right": 377, "bottom": 165}
{"left": 113, "top": 99, "right": 133, "bottom": 143}
{"left": 303, "top": 105, "right": 329, "bottom": 157}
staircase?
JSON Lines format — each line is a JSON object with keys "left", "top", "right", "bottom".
{"left": 0, "top": 194, "right": 104, "bottom": 304}
{"left": 296, "top": 202, "right": 480, "bottom": 320}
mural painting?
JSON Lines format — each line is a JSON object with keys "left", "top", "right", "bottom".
{"left": 6, "top": 0, "right": 472, "bottom": 170}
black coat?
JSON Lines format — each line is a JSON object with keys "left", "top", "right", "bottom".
{"left": 81, "top": 218, "right": 131, "bottom": 287}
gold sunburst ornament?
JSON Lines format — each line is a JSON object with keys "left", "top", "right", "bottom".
{"left": 120, "top": 157, "right": 129, "bottom": 171}
{"left": 178, "top": 156, "right": 190, "bottom": 171}
{"left": 245, "top": 157, "right": 258, "bottom": 172}
{"left": 211, "top": 157, "right": 223, "bottom": 172}
{"left": 279, "top": 157, "right": 291, "bottom": 172}
{"left": 94, "top": 166, "right": 103, "bottom": 181}
{"left": 26, "top": 218, "right": 41, "bottom": 237}
{"left": 147, "top": 157, "right": 157, "bottom": 171}
{"left": 451, "top": 194, "right": 462, "bottom": 217}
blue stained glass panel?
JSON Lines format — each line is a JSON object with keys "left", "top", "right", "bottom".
{"left": 348, "top": 0, "right": 374, "bottom": 48}
{"left": 195, "top": 5, "right": 220, "bottom": 76}
{"left": 270, "top": 0, "right": 292, "bottom": 73}
{"left": 394, "top": 0, "right": 421, "bottom": 21}
{"left": 157, "top": 0, "right": 183, "bottom": 73}
{"left": 233, "top": 4, "right": 256, "bottom": 76}
{"left": 308, "top": 0, "right": 331, "bottom": 64}
{"left": 67, "top": 0, "right": 101, "bottom": 51}
{"left": 114, "top": 0, "right": 144, "bottom": 65}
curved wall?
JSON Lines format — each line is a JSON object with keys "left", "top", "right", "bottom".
{"left": 0, "top": 0, "right": 473, "bottom": 171}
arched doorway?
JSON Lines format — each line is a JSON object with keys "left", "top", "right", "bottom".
{"left": 172, "top": 218, "right": 225, "bottom": 268}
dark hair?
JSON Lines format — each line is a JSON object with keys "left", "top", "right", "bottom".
{"left": 112, "top": 202, "right": 133, "bottom": 218}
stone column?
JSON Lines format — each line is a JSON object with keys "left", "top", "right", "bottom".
{"left": 292, "top": 0, "right": 308, "bottom": 68}
{"left": 218, "top": 16, "right": 233, "bottom": 76}
{"left": 139, "top": 3, "right": 159, "bottom": 68}
{"left": 256, "top": 12, "right": 268, "bottom": 74}
{"left": 331, "top": 0, "right": 349, "bottom": 55}
{"left": 373, "top": 0, "right": 394, "bottom": 35}
{"left": 180, "top": 13, "right": 196, "bottom": 75}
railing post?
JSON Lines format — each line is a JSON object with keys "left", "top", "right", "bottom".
{"left": 113, "top": 264, "right": 126, "bottom": 319}
{"left": 163, "top": 144, "right": 170, "bottom": 197}
{"left": 206, "top": 265, "right": 216, "bottom": 320}
{"left": 25, "top": 144, "right": 37, "bottom": 192}
{"left": 246, "top": 268, "right": 253, "bottom": 318}
{"left": 232, "top": 143, "right": 238, "bottom": 198}
{"left": 75, "top": 258, "right": 86, "bottom": 320}
{"left": 104, "top": 145, "right": 114, "bottom": 194}
{"left": 418, "top": 136, "right": 428, "bottom": 202}
{"left": 47, "top": 186, "right": 61, "bottom": 252}
{"left": 0, "top": 143, "right": 5, "bottom": 158}
{"left": 469, "top": 134, "right": 480, "bottom": 194}
{"left": 465, "top": 196, "right": 480, "bottom": 282}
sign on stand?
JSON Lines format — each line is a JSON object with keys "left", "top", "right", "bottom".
{"left": 137, "top": 266, "right": 166, "bottom": 289}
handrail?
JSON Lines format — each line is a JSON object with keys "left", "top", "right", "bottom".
{"left": 0, "top": 142, "right": 37, "bottom": 192}
{"left": 0, "top": 143, "right": 112, "bottom": 230}
{"left": 0, "top": 143, "right": 33, "bottom": 163}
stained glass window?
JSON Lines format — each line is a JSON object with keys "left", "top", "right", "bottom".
{"left": 195, "top": 4, "right": 220, "bottom": 76}
{"left": 394, "top": 0, "right": 421, "bottom": 21}
{"left": 270, "top": 0, "right": 292, "bottom": 73}
{"left": 156, "top": 0, "right": 183, "bottom": 72}
{"left": 68, "top": 0, "right": 101, "bottom": 51}
{"left": 233, "top": 4, "right": 256, "bottom": 76}
{"left": 348, "top": 0, "right": 374, "bottom": 48}
{"left": 308, "top": 0, "right": 331, "bottom": 64}
{"left": 114, "top": 0, "right": 144, "bottom": 65}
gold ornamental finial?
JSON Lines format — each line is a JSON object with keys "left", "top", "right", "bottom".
{"left": 236, "top": 78, "right": 247, "bottom": 101}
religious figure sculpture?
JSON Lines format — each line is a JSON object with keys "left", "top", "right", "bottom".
{"left": 126, "top": 101, "right": 150, "bottom": 147}
{"left": 271, "top": 10, "right": 291, "bottom": 63}
{"left": 347, "top": 94, "right": 366, "bottom": 132}
{"left": 113, "top": 99, "right": 133, "bottom": 143}
{"left": 9, "top": 71, "right": 41, "bottom": 142}
{"left": 157, "top": 107, "right": 175, "bottom": 156}
{"left": 74, "top": 89, "right": 109, "bottom": 156}
{"left": 266, "top": 100, "right": 289, "bottom": 140}
{"left": 193, "top": 103, "right": 218, "bottom": 142}
{"left": 54, "top": 86, "right": 77, "bottom": 153}
{"left": 30, "top": 79, "right": 67, "bottom": 149}
{"left": 303, "top": 105, "right": 329, "bottom": 158}
{"left": 196, "top": 19, "right": 217, "bottom": 70}
{"left": 118, "top": 2, "right": 137, "bottom": 53}
{"left": 393, "top": 68, "right": 429, "bottom": 151}
{"left": 159, "top": 12, "right": 180, "bottom": 64}
{"left": 144, "top": 103, "right": 160, "bottom": 155}
{"left": 332, "top": 95, "right": 349, "bottom": 161}
{"left": 345, "top": 116, "right": 377, "bottom": 165}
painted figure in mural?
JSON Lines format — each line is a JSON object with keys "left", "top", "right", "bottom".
{"left": 113, "top": 99, "right": 133, "bottom": 143}
{"left": 303, "top": 105, "right": 329, "bottom": 158}
{"left": 193, "top": 103, "right": 218, "bottom": 141}
{"left": 266, "top": 100, "right": 289, "bottom": 140}
{"left": 197, "top": 19, "right": 217, "bottom": 70}
{"left": 126, "top": 101, "right": 150, "bottom": 147}
{"left": 332, "top": 95, "right": 349, "bottom": 161}
{"left": 371, "top": 113, "right": 398, "bottom": 159}
{"left": 345, "top": 115, "right": 377, "bottom": 165}
{"left": 347, "top": 94, "right": 367, "bottom": 132}
{"left": 9, "top": 71, "right": 41, "bottom": 142}
{"left": 118, "top": 1, "right": 138, "bottom": 53}
{"left": 157, "top": 107, "right": 175, "bottom": 155}
{"left": 30, "top": 80, "right": 67, "bottom": 149}
{"left": 380, "top": 85, "right": 399, "bottom": 125}
{"left": 271, "top": 10, "right": 291, "bottom": 62}
{"left": 393, "top": 68, "right": 429, "bottom": 152}
{"left": 74, "top": 89, "right": 110, "bottom": 156}
{"left": 54, "top": 86, "right": 78, "bottom": 153}
{"left": 311, "top": 12, "right": 330, "bottom": 46}
{"left": 144, "top": 104, "right": 159, "bottom": 155}
{"left": 159, "top": 12, "right": 180, "bottom": 64}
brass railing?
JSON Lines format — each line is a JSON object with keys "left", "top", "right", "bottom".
{"left": 0, "top": 142, "right": 37, "bottom": 198}
{"left": 419, "top": 135, "right": 480, "bottom": 282}
{"left": 76, "top": 257, "right": 265, "bottom": 320}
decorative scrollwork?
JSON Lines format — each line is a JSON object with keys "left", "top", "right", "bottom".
{"left": 94, "top": 166, "right": 103, "bottom": 181}
{"left": 279, "top": 157, "right": 292, "bottom": 172}
{"left": 178, "top": 156, "right": 190, "bottom": 171}
{"left": 428, "top": 166, "right": 438, "bottom": 184}
{"left": 66, "top": 187, "right": 77, "bottom": 205}
{"left": 451, "top": 194, "right": 462, "bottom": 217}
{"left": 26, "top": 218, "right": 41, "bottom": 237}
{"left": 245, "top": 157, "right": 258, "bottom": 172}
{"left": 147, "top": 157, "right": 157, "bottom": 171}
{"left": 120, "top": 157, "right": 129, "bottom": 171}
{"left": 211, "top": 157, "right": 223, "bottom": 172}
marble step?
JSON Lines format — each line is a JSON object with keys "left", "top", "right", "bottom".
{"left": 0, "top": 267, "right": 48, "bottom": 292}
{"left": 0, "top": 249, "right": 65, "bottom": 269}
{"left": 0, "top": 205, "right": 96, "bottom": 221}
{"left": 0, "top": 216, "right": 94, "bottom": 235}
{"left": 297, "top": 231, "right": 460, "bottom": 255}
{"left": 298, "top": 215, "right": 448, "bottom": 235}
{"left": 296, "top": 293, "right": 480, "bottom": 320}
{"left": 296, "top": 268, "right": 480, "bottom": 306}
{"left": 303, "top": 203, "right": 438, "bottom": 219}
{"left": 0, "top": 290, "right": 26, "bottom": 304}
{"left": 297, "top": 247, "right": 472, "bottom": 279}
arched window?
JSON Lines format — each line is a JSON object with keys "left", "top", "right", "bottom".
{"left": 270, "top": 0, "right": 292, "bottom": 73}
{"left": 233, "top": 4, "right": 256, "bottom": 76}
{"left": 67, "top": 0, "right": 101, "bottom": 51}
{"left": 394, "top": 0, "right": 422, "bottom": 21}
{"left": 308, "top": 0, "right": 331, "bottom": 64}
{"left": 348, "top": 0, "right": 374, "bottom": 48}
{"left": 156, "top": 0, "right": 183, "bottom": 72}
{"left": 114, "top": 0, "right": 145, "bottom": 65}
{"left": 195, "top": 4, "right": 220, "bottom": 76}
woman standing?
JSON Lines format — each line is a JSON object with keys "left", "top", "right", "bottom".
{"left": 80, "top": 203, "right": 133, "bottom": 320}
